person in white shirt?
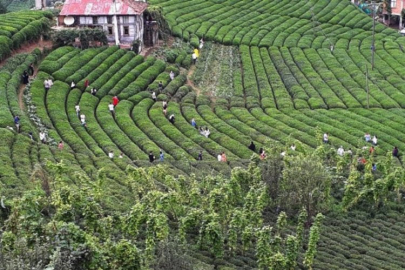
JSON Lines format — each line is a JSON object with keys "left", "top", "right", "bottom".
{"left": 372, "top": 135, "right": 377, "bottom": 146}
{"left": 151, "top": 92, "right": 156, "bottom": 102}
{"left": 281, "top": 151, "right": 286, "bottom": 157}
{"left": 80, "top": 114, "right": 86, "bottom": 127}
{"left": 162, "top": 100, "right": 168, "bottom": 115}
{"left": 75, "top": 104, "right": 80, "bottom": 118}
{"left": 204, "top": 128, "right": 210, "bottom": 138}
{"left": 192, "top": 53, "right": 197, "bottom": 65}
{"left": 337, "top": 146, "right": 344, "bottom": 156}
{"left": 323, "top": 133, "right": 329, "bottom": 144}
{"left": 199, "top": 38, "right": 204, "bottom": 49}
{"left": 44, "top": 79, "right": 50, "bottom": 91}
{"left": 217, "top": 153, "right": 222, "bottom": 162}
{"left": 39, "top": 131, "right": 46, "bottom": 143}
{"left": 108, "top": 151, "right": 114, "bottom": 159}
{"left": 48, "top": 79, "right": 53, "bottom": 88}
{"left": 108, "top": 103, "right": 115, "bottom": 118}
{"left": 169, "top": 71, "right": 175, "bottom": 80}
{"left": 290, "top": 144, "right": 296, "bottom": 151}
{"left": 346, "top": 148, "right": 353, "bottom": 156}
{"left": 364, "top": 133, "right": 371, "bottom": 142}
{"left": 71, "top": 81, "right": 76, "bottom": 89}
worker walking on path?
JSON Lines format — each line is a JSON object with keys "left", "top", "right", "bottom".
{"left": 112, "top": 96, "right": 119, "bottom": 107}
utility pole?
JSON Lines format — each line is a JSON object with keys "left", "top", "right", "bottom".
{"left": 113, "top": 0, "right": 120, "bottom": 46}
{"left": 371, "top": 1, "right": 377, "bottom": 70}
{"left": 366, "top": 64, "right": 369, "bottom": 109}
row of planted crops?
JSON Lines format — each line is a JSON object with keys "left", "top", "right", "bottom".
{"left": 0, "top": 10, "right": 51, "bottom": 60}
{"left": 8, "top": 45, "right": 405, "bottom": 179}
{"left": 239, "top": 43, "right": 405, "bottom": 110}
{"left": 192, "top": 42, "right": 405, "bottom": 110}
{"left": 1, "top": 2, "right": 405, "bottom": 268}
{"left": 314, "top": 211, "right": 405, "bottom": 270}
{"left": 0, "top": 0, "right": 34, "bottom": 12}
{"left": 149, "top": 0, "right": 405, "bottom": 49}
{"left": 5, "top": 45, "right": 405, "bottom": 269}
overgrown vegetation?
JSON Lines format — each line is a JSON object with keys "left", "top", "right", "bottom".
{"left": 2, "top": 0, "right": 405, "bottom": 268}
{"left": 1, "top": 156, "right": 326, "bottom": 269}
{"left": 52, "top": 28, "right": 108, "bottom": 49}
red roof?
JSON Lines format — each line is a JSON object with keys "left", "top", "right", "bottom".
{"left": 60, "top": 0, "right": 148, "bottom": 16}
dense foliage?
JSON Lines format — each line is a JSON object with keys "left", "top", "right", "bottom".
{"left": 1, "top": 0, "right": 405, "bottom": 268}
{"left": 0, "top": 158, "right": 325, "bottom": 269}
{"left": 52, "top": 28, "right": 108, "bottom": 49}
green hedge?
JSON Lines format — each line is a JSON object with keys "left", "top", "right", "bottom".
{"left": 0, "top": 11, "right": 52, "bottom": 59}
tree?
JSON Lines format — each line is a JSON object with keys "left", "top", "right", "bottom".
{"left": 1, "top": 160, "right": 326, "bottom": 269}
{"left": 0, "top": 2, "right": 6, "bottom": 14}
{"left": 52, "top": 28, "right": 107, "bottom": 49}
{"left": 280, "top": 154, "right": 331, "bottom": 218}
{"left": 304, "top": 213, "right": 325, "bottom": 270}
{"left": 259, "top": 146, "right": 284, "bottom": 201}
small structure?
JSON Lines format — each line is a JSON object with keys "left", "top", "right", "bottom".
{"left": 59, "top": 0, "right": 148, "bottom": 51}
{"left": 380, "top": 0, "right": 405, "bottom": 28}
{"left": 391, "top": 0, "right": 405, "bottom": 29}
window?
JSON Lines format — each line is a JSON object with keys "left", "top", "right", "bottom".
{"left": 123, "top": 16, "right": 130, "bottom": 24}
{"left": 92, "top": 16, "right": 98, "bottom": 24}
{"left": 108, "top": 26, "right": 113, "bottom": 35}
{"left": 391, "top": 0, "right": 396, "bottom": 8}
{"left": 123, "top": 26, "right": 129, "bottom": 36}
{"left": 107, "top": 16, "right": 112, "bottom": 24}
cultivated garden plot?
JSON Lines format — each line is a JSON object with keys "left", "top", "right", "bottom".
{"left": 0, "top": 10, "right": 51, "bottom": 60}
{"left": 4, "top": 0, "right": 34, "bottom": 12}
{"left": 21, "top": 45, "right": 405, "bottom": 171}
{"left": 3, "top": 1, "right": 405, "bottom": 268}
{"left": 0, "top": 0, "right": 34, "bottom": 12}
{"left": 192, "top": 42, "right": 241, "bottom": 98}
{"left": 195, "top": 41, "right": 405, "bottom": 110}
{"left": 314, "top": 211, "right": 405, "bottom": 270}
{"left": 149, "top": 0, "right": 405, "bottom": 49}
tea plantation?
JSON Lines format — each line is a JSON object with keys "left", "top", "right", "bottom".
{"left": 1, "top": 0, "right": 405, "bottom": 269}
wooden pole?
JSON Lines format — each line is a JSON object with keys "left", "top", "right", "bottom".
{"left": 366, "top": 64, "right": 369, "bottom": 109}
{"left": 371, "top": 1, "right": 376, "bottom": 70}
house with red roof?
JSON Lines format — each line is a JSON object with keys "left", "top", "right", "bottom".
{"left": 59, "top": 0, "right": 148, "bottom": 50}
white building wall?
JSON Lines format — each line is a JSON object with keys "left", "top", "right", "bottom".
{"left": 74, "top": 14, "right": 144, "bottom": 49}
{"left": 98, "top": 16, "right": 107, "bottom": 24}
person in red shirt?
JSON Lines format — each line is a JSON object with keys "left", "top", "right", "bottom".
{"left": 358, "top": 156, "right": 366, "bottom": 164}
{"left": 221, "top": 152, "right": 227, "bottom": 162}
{"left": 112, "top": 96, "right": 119, "bottom": 107}
{"left": 84, "top": 79, "right": 89, "bottom": 89}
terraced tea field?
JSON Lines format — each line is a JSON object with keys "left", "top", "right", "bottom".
{"left": 150, "top": 0, "right": 405, "bottom": 49}
{"left": 0, "top": 10, "right": 51, "bottom": 60}
{"left": 1, "top": 0, "right": 405, "bottom": 268}
{"left": 0, "top": 0, "right": 34, "bottom": 12}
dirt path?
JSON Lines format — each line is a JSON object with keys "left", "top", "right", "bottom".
{"left": 18, "top": 84, "right": 26, "bottom": 111}
{"left": 0, "top": 39, "right": 53, "bottom": 68}
{"left": 186, "top": 65, "right": 202, "bottom": 96}
{"left": 3, "top": 39, "right": 53, "bottom": 111}
{"left": 141, "top": 37, "right": 175, "bottom": 58}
